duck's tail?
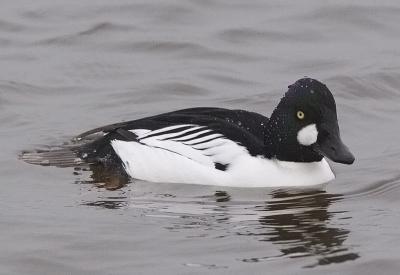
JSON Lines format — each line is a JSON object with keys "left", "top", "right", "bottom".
{"left": 20, "top": 129, "right": 132, "bottom": 169}
{"left": 19, "top": 148, "right": 85, "bottom": 168}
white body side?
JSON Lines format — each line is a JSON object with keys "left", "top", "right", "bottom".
{"left": 111, "top": 136, "right": 335, "bottom": 188}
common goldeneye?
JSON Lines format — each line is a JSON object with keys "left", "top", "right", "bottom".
{"left": 21, "top": 78, "right": 354, "bottom": 187}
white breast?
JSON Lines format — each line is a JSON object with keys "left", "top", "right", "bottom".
{"left": 110, "top": 125, "right": 335, "bottom": 187}
{"left": 226, "top": 156, "right": 335, "bottom": 187}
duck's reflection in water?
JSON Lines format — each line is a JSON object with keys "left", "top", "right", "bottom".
{"left": 88, "top": 163, "right": 129, "bottom": 190}
{"left": 76, "top": 163, "right": 131, "bottom": 209}
{"left": 243, "top": 189, "right": 359, "bottom": 267}
{"left": 77, "top": 165, "right": 359, "bottom": 267}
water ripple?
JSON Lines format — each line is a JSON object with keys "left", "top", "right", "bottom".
{"left": 115, "top": 40, "right": 262, "bottom": 61}
{"left": 0, "top": 19, "right": 24, "bottom": 32}
{"left": 219, "top": 28, "right": 325, "bottom": 44}
{"left": 36, "top": 22, "right": 135, "bottom": 46}
{"left": 343, "top": 174, "right": 400, "bottom": 200}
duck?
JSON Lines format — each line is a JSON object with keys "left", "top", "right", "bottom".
{"left": 21, "top": 78, "right": 354, "bottom": 187}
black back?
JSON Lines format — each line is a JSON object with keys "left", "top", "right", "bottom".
{"left": 77, "top": 107, "right": 269, "bottom": 163}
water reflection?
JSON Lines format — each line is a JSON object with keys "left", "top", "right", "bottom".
{"left": 75, "top": 165, "right": 360, "bottom": 268}
{"left": 73, "top": 163, "right": 130, "bottom": 191}
{"left": 242, "top": 190, "right": 359, "bottom": 268}
{"left": 83, "top": 198, "right": 129, "bottom": 209}
{"left": 214, "top": 190, "right": 231, "bottom": 203}
{"left": 74, "top": 164, "right": 131, "bottom": 209}
{"left": 88, "top": 163, "right": 129, "bottom": 190}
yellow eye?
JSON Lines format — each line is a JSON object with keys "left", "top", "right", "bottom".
{"left": 297, "top": 110, "right": 305, "bottom": 120}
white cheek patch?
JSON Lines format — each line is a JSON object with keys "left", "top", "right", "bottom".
{"left": 297, "top": 124, "right": 318, "bottom": 146}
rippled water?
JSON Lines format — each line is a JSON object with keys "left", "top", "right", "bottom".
{"left": 1, "top": 0, "right": 400, "bottom": 274}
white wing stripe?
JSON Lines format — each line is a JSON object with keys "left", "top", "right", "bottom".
{"left": 183, "top": 134, "right": 223, "bottom": 145}
{"left": 139, "top": 126, "right": 206, "bottom": 141}
{"left": 138, "top": 124, "right": 195, "bottom": 139}
{"left": 171, "top": 129, "right": 213, "bottom": 141}
{"left": 192, "top": 139, "right": 227, "bottom": 150}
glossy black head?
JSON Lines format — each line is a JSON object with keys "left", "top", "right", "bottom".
{"left": 264, "top": 78, "right": 354, "bottom": 164}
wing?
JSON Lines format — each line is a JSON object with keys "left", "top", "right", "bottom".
{"left": 110, "top": 123, "right": 256, "bottom": 184}
{"left": 77, "top": 107, "right": 268, "bottom": 156}
{"left": 128, "top": 124, "right": 250, "bottom": 168}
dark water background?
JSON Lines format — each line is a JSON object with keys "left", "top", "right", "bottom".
{"left": 1, "top": 0, "right": 400, "bottom": 274}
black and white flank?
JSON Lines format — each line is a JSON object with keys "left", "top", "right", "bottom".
{"left": 21, "top": 78, "right": 355, "bottom": 187}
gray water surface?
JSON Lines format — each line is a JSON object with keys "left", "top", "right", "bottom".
{"left": 1, "top": 0, "right": 400, "bottom": 274}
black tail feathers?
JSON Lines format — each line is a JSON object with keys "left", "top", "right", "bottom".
{"left": 19, "top": 148, "right": 85, "bottom": 168}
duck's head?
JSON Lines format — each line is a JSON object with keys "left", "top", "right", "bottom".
{"left": 265, "top": 78, "right": 355, "bottom": 164}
